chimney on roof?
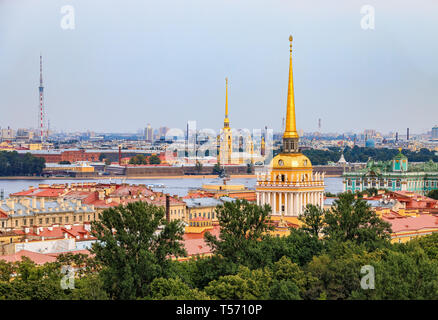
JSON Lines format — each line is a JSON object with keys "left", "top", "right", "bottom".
{"left": 166, "top": 195, "right": 170, "bottom": 223}
{"left": 6, "top": 198, "right": 15, "bottom": 210}
{"left": 40, "top": 198, "right": 45, "bottom": 210}
{"left": 20, "top": 198, "right": 30, "bottom": 207}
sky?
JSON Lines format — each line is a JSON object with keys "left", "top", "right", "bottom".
{"left": 0, "top": 0, "right": 437, "bottom": 134}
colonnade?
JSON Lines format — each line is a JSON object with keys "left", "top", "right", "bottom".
{"left": 256, "top": 190, "right": 324, "bottom": 216}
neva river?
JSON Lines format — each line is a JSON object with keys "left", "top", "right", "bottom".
{"left": 0, "top": 177, "right": 343, "bottom": 198}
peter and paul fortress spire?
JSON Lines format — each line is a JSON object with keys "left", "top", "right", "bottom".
{"left": 283, "top": 35, "right": 299, "bottom": 153}
{"left": 224, "top": 77, "right": 230, "bottom": 129}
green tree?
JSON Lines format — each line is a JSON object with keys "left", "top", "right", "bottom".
{"left": 204, "top": 199, "right": 274, "bottom": 266}
{"left": 427, "top": 189, "right": 438, "bottom": 200}
{"left": 149, "top": 277, "right": 210, "bottom": 300}
{"left": 129, "top": 154, "right": 148, "bottom": 165}
{"left": 299, "top": 204, "right": 325, "bottom": 238}
{"left": 91, "top": 201, "right": 187, "bottom": 299}
{"left": 68, "top": 274, "right": 109, "bottom": 300}
{"left": 149, "top": 154, "right": 161, "bottom": 165}
{"left": 195, "top": 160, "right": 202, "bottom": 173}
{"left": 351, "top": 244, "right": 438, "bottom": 299}
{"left": 323, "top": 193, "right": 392, "bottom": 249}
{"left": 204, "top": 266, "right": 272, "bottom": 300}
{"left": 213, "top": 162, "right": 224, "bottom": 175}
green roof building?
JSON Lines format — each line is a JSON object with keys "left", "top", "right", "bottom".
{"left": 343, "top": 149, "right": 438, "bottom": 195}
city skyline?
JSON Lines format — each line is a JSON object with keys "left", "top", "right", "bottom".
{"left": 1, "top": 0, "right": 438, "bottom": 134}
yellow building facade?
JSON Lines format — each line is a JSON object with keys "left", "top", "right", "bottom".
{"left": 256, "top": 36, "right": 325, "bottom": 217}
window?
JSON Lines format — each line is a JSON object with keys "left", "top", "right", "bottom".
{"left": 59, "top": 217, "right": 62, "bottom": 223}
{"left": 39, "top": 218, "right": 43, "bottom": 224}
{"left": 15, "top": 220, "right": 18, "bottom": 227}
{"left": 23, "top": 219, "right": 27, "bottom": 226}
{"left": 347, "top": 179, "right": 352, "bottom": 186}
{"left": 88, "top": 215, "right": 90, "bottom": 221}
{"left": 46, "top": 218, "right": 49, "bottom": 224}
{"left": 79, "top": 216, "right": 82, "bottom": 221}
{"left": 396, "top": 180, "right": 401, "bottom": 188}
{"left": 52, "top": 218, "right": 56, "bottom": 223}
{"left": 2, "top": 222, "right": 4, "bottom": 228}
{"left": 29, "top": 219, "right": 33, "bottom": 225}
{"left": 65, "top": 217, "right": 69, "bottom": 223}
{"left": 73, "top": 216, "right": 76, "bottom": 222}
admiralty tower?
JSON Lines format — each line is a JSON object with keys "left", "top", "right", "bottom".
{"left": 255, "top": 36, "right": 325, "bottom": 217}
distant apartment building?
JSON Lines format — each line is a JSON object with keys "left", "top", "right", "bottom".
{"left": 145, "top": 124, "right": 153, "bottom": 143}
{"left": 432, "top": 125, "right": 438, "bottom": 140}
{"left": 0, "top": 197, "right": 96, "bottom": 231}
{"left": 0, "top": 127, "right": 15, "bottom": 141}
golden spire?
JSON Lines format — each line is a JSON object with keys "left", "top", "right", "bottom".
{"left": 224, "top": 77, "right": 230, "bottom": 128}
{"left": 283, "top": 35, "right": 299, "bottom": 139}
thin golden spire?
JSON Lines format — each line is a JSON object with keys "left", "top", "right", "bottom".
{"left": 224, "top": 77, "right": 230, "bottom": 128}
{"left": 283, "top": 35, "right": 299, "bottom": 139}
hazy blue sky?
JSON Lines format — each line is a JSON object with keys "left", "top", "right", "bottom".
{"left": 0, "top": 0, "right": 437, "bottom": 134}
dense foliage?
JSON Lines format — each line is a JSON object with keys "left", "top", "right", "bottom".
{"left": 2, "top": 194, "right": 438, "bottom": 300}
{"left": 0, "top": 151, "right": 45, "bottom": 176}
{"left": 129, "top": 154, "right": 161, "bottom": 165}
{"left": 302, "top": 146, "right": 438, "bottom": 165}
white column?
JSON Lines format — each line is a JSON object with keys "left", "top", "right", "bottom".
{"left": 298, "top": 192, "right": 301, "bottom": 215}
{"left": 256, "top": 192, "right": 260, "bottom": 205}
{"left": 320, "top": 192, "right": 323, "bottom": 208}
{"left": 267, "top": 192, "right": 270, "bottom": 211}
{"left": 293, "top": 192, "right": 297, "bottom": 216}
{"left": 284, "top": 192, "right": 287, "bottom": 215}
{"left": 273, "top": 192, "right": 276, "bottom": 215}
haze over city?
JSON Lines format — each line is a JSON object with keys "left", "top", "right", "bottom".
{"left": 1, "top": 0, "right": 437, "bottom": 133}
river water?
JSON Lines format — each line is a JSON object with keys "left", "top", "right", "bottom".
{"left": 0, "top": 177, "right": 343, "bottom": 199}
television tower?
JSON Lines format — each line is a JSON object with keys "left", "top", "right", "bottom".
{"left": 38, "top": 55, "right": 45, "bottom": 143}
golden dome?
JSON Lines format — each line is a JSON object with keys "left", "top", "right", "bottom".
{"left": 270, "top": 153, "right": 312, "bottom": 169}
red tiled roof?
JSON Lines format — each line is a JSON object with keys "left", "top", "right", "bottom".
{"left": 0, "top": 209, "right": 8, "bottom": 219}
{"left": 11, "top": 188, "right": 66, "bottom": 198}
{"left": 383, "top": 214, "right": 438, "bottom": 233}
{"left": 0, "top": 250, "right": 57, "bottom": 265}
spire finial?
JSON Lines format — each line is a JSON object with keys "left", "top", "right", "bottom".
{"left": 224, "top": 77, "right": 230, "bottom": 128}
{"left": 283, "top": 35, "right": 298, "bottom": 140}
